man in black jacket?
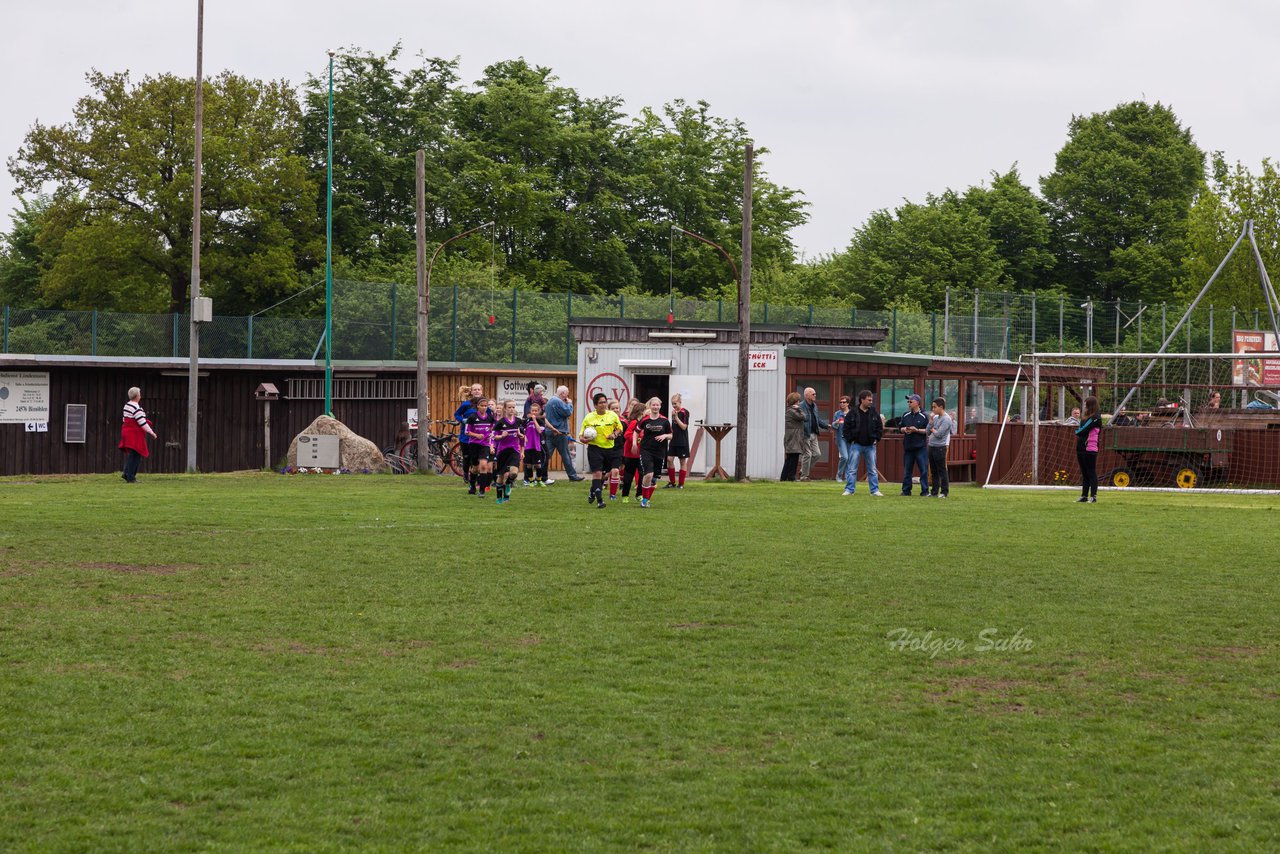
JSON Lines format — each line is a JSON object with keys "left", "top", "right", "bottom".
{"left": 798, "top": 387, "right": 829, "bottom": 481}
{"left": 841, "top": 389, "right": 884, "bottom": 496}
{"left": 898, "top": 393, "right": 930, "bottom": 496}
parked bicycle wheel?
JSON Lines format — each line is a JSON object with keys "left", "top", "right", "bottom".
{"left": 441, "top": 442, "right": 465, "bottom": 477}
{"left": 383, "top": 439, "right": 418, "bottom": 474}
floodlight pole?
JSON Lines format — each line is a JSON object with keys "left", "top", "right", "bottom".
{"left": 418, "top": 220, "right": 495, "bottom": 471}
{"left": 324, "top": 49, "right": 335, "bottom": 416}
{"left": 735, "top": 143, "right": 753, "bottom": 481}
{"left": 185, "top": 0, "right": 204, "bottom": 473}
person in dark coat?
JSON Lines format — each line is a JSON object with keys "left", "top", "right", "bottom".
{"left": 898, "top": 393, "right": 930, "bottom": 496}
{"left": 781, "top": 392, "right": 805, "bottom": 481}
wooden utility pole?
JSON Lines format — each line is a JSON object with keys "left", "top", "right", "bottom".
{"left": 415, "top": 149, "right": 429, "bottom": 471}
{"left": 186, "top": 0, "right": 204, "bottom": 473}
{"left": 734, "top": 143, "right": 753, "bottom": 480}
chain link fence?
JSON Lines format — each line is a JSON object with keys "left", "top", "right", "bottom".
{"left": 3, "top": 284, "right": 1270, "bottom": 363}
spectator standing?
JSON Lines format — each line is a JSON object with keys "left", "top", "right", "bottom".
{"left": 799, "top": 387, "right": 829, "bottom": 481}
{"left": 781, "top": 392, "right": 805, "bottom": 481}
{"left": 544, "top": 385, "right": 583, "bottom": 481}
{"left": 523, "top": 382, "right": 548, "bottom": 418}
{"left": 899, "top": 393, "right": 930, "bottom": 496}
{"left": 831, "top": 396, "right": 851, "bottom": 482}
{"left": 841, "top": 390, "right": 883, "bottom": 497}
{"left": 926, "top": 397, "right": 955, "bottom": 499}
{"left": 119, "top": 386, "right": 157, "bottom": 483}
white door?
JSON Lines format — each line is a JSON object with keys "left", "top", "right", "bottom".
{"left": 669, "top": 374, "right": 708, "bottom": 472}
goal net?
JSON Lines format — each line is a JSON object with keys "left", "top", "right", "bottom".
{"left": 985, "top": 351, "right": 1280, "bottom": 493}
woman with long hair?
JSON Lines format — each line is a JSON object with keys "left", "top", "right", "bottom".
{"left": 463, "top": 395, "right": 497, "bottom": 497}
{"left": 665, "top": 393, "right": 690, "bottom": 489}
{"left": 455, "top": 383, "right": 483, "bottom": 494}
{"left": 523, "top": 402, "right": 550, "bottom": 486}
{"left": 621, "top": 399, "right": 646, "bottom": 503}
{"left": 636, "top": 397, "right": 674, "bottom": 508}
{"left": 781, "top": 391, "right": 804, "bottom": 481}
{"left": 492, "top": 400, "right": 524, "bottom": 504}
{"left": 1075, "top": 395, "right": 1102, "bottom": 503}
{"left": 580, "top": 393, "right": 624, "bottom": 509}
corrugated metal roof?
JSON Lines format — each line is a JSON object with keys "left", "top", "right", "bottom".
{"left": 0, "top": 355, "right": 573, "bottom": 372}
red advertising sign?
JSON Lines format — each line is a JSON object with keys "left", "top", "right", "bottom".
{"left": 1232, "top": 330, "right": 1280, "bottom": 386}
{"left": 585, "top": 372, "right": 631, "bottom": 410}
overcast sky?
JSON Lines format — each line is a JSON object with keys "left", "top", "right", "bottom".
{"left": 4, "top": 0, "right": 1278, "bottom": 258}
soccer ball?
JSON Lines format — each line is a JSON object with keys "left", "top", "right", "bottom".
{"left": 581, "top": 427, "right": 597, "bottom": 442}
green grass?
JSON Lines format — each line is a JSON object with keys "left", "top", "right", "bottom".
{"left": 2, "top": 474, "right": 1278, "bottom": 851}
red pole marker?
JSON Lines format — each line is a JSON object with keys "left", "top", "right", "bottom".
{"left": 666, "top": 312, "right": 674, "bottom": 324}
{"left": 488, "top": 314, "right": 496, "bottom": 325}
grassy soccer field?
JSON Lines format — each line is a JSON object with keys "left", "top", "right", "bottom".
{"left": 2, "top": 474, "right": 1278, "bottom": 850}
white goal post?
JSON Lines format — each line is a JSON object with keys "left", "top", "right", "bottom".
{"left": 984, "top": 351, "right": 1280, "bottom": 494}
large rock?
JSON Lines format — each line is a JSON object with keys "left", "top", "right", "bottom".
{"left": 287, "top": 415, "right": 389, "bottom": 473}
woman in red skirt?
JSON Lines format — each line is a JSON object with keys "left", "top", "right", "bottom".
{"left": 119, "top": 386, "right": 157, "bottom": 483}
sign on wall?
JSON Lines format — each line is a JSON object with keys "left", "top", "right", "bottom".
{"left": 749, "top": 350, "right": 779, "bottom": 371}
{"left": 0, "top": 372, "right": 50, "bottom": 424}
{"left": 496, "top": 376, "right": 555, "bottom": 406}
{"left": 1233, "top": 330, "right": 1280, "bottom": 386}
{"left": 585, "top": 372, "right": 631, "bottom": 410}
{"left": 65, "top": 404, "right": 88, "bottom": 443}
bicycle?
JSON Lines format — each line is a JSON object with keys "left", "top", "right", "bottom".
{"left": 383, "top": 421, "right": 465, "bottom": 476}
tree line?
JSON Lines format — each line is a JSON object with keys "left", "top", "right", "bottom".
{"left": 2, "top": 46, "right": 1278, "bottom": 319}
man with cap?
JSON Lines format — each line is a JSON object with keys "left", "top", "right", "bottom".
{"left": 899, "top": 393, "right": 930, "bottom": 496}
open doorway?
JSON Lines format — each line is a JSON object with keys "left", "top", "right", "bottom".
{"left": 633, "top": 374, "right": 670, "bottom": 414}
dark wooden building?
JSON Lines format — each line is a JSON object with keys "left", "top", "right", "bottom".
{"left": 784, "top": 350, "right": 1098, "bottom": 483}
{"left": 0, "top": 356, "right": 575, "bottom": 476}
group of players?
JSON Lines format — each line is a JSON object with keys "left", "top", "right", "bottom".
{"left": 452, "top": 383, "right": 691, "bottom": 509}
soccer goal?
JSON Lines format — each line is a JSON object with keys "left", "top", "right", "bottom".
{"left": 984, "top": 351, "right": 1280, "bottom": 494}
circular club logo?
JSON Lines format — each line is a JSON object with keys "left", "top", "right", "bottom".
{"left": 586, "top": 372, "right": 630, "bottom": 410}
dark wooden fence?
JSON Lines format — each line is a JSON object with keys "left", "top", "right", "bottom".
{"left": 0, "top": 361, "right": 575, "bottom": 476}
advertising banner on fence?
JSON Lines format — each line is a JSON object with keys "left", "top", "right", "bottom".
{"left": 1232, "top": 330, "right": 1280, "bottom": 386}
{"left": 0, "top": 372, "right": 50, "bottom": 424}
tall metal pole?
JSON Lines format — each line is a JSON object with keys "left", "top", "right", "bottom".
{"left": 972, "top": 289, "right": 979, "bottom": 358}
{"left": 324, "top": 50, "right": 335, "bottom": 416}
{"left": 415, "top": 150, "right": 429, "bottom": 471}
{"left": 186, "top": 0, "right": 204, "bottom": 473}
{"left": 942, "top": 287, "right": 950, "bottom": 357}
{"left": 735, "top": 144, "right": 753, "bottom": 481}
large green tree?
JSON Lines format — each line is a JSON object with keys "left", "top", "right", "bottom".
{"left": 446, "top": 58, "right": 640, "bottom": 293}
{"left": 0, "top": 197, "right": 51, "bottom": 308}
{"left": 300, "top": 46, "right": 459, "bottom": 272}
{"left": 9, "top": 69, "right": 318, "bottom": 313}
{"left": 833, "top": 195, "right": 1008, "bottom": 310}
{"left": 960, "top": 167, "right": 1055, "bottom": 292}
{"left": 1041, "top": 101, "right": 1204, "bottom": 304}
{"left": 630, "top": 100, "right": 808, "bottom": 299}
{"left": 304, "top": 51, "right": 807, "bottom": 298}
